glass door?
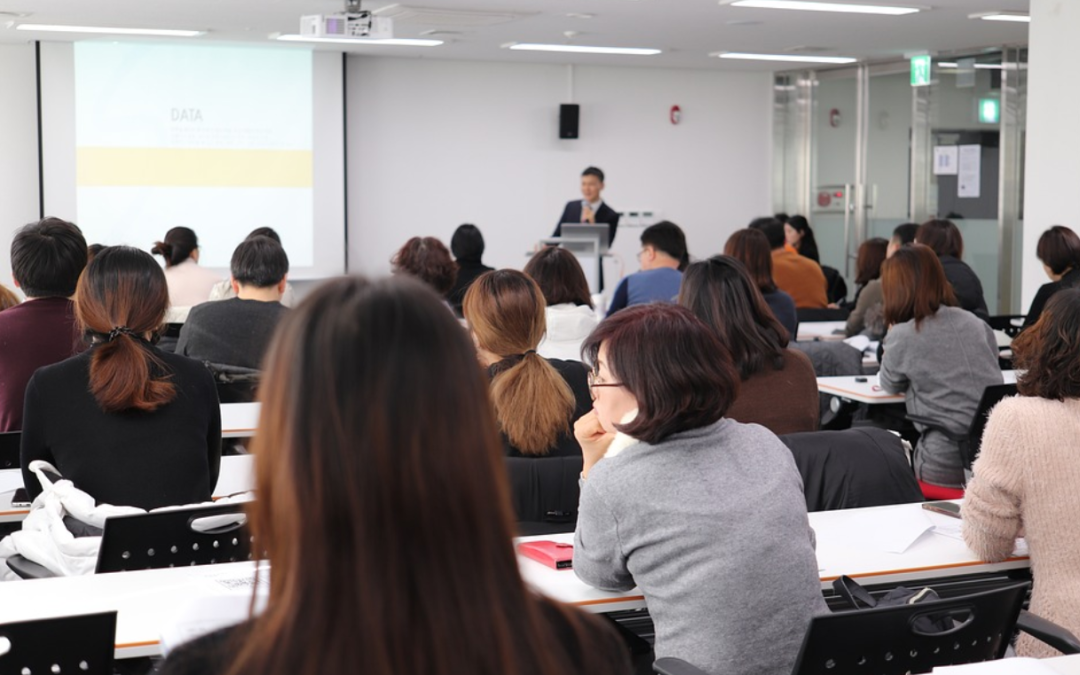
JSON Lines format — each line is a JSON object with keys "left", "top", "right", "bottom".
{"left": 811, "top": 68, "right": 859, "bottom": 283}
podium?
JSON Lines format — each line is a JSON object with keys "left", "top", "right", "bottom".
{"left": 541, "top": 224, "right": 609, "bottom": 294}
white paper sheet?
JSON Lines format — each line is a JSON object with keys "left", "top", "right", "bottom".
{"left": 934, "top": 146, "right": 959, "bottom": 175}
{"left": 934, "top": 657, "right": 1058, "bottom": 674}
{"left": 958, "top": 144, "right": 982, "bottom": 198}
{"left": 846, "top": 507, "right": 933, "bottom": 554}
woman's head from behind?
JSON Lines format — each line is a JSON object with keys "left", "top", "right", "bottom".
{"left": 724, "top": 228, "right": 777, "bottom": 294}
{"left": 678, "top": 256, "right": 788, "bottom": 380}
{"left": 582, "top": 304, "right": 740, "bottom": 444}
{"left": 881, "top": 245, "right": 956, "bottom": 330}
{"left": 0, "top": 284, "right": 18, "bottom": 312}
{"left": 855, "top": 238, "right": 889, "bottom": 286}
{"left": 150, "top": 226, "right": 199, "bottom": 267}
{"left": 784, "top": 215, "right": 819, "bottom": 262}
{"left": 1014, "top": 288, "right": 1080, "bottom": 400}
{"left": 916, "top": 219, "right": 964, "bottom": 259}
{"left": 391, "top": 236, "right": 457, "bottom": 296}
{"left": 1036, "top": 225, "right": 1080, "bottom": 280}
{"left": 76, "top": 246, "right": 174, "bottom": 413}
{"left": 523, "top": 246, "right": 594, "bottom": 309}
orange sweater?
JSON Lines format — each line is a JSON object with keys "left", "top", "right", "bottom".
{"left": 771, "top": 249, "right": 827, "bottom": 309}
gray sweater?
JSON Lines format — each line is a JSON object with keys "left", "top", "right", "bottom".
{"left": 574, "top": 419, "right": 827, "bottom": 675}
{"left": 878, "top": 306, "right": 1003, "bottom": 487}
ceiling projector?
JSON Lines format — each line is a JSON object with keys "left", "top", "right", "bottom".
{"left": 300, "top": 1, "right": 392, "bottom": 39}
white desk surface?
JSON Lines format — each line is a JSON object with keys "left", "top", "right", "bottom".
{"left": 516, "top": 501, "right": 1029, "bottom": 614}
{"left": 818, "top": 371, "right": 1017, "bottom": 405}
{"left": 796, "top": 321, "right": 847, "bottom": 342}
{"left": 221, "top": 402, "right": 259, "bottom": 439}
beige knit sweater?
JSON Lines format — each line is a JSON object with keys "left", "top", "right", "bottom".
{"left": 963, "top": 396, "right": 1080, "bottom": 658}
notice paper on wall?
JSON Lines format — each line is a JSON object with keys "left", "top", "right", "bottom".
{"left": 958, "top": 144, "right": 982, "bottom": 198}
{"left": 933, "top": 146, "right": 959, "bottom": 175}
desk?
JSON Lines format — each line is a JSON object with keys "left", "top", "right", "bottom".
{"left": 817, "top": 371, "right": 1017, "bottom": 405}
{"left": 796, "top": 321, "right": 847, "bottom": 342}
{"left": 221, "top": 402, "right": 259, "bottom": 439}
{"left": 516, "top": 501, "right": 1029, "bottom": 614}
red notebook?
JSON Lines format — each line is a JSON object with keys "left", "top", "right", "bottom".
{"left": 518, "top": 541, "right": 574, "bottom": 570}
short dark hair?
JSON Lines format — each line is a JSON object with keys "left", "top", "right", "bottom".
{"left": 231, "top": 236, "right": 289, "bottom": 288}
{"left": 893, "top": 222, "right": 919, "bottom": 246}
{"left": 640, "top": 221, "right": 688, "bottom": 267}
{"left": 881, "top": 245, "right": 957, "bottom": 330}
{"left": 247, "top": 227, "right": 282, "bottom": 245}
{"left": 855, "top": 238, "right": 889, "bottom": 286}
{"left": 391, "top": 237, "right": 457, "bottom": 296}
{"left": 11, "top": 217, "right": 88, "bottom": 298}
{"left": 523, "top": 246, "right": 593, "bottom": 308}
{"left": 1014, "top": 288, "right": 1080, "bottom": 400}
{"left": 1036, "top": 226, "right": 1080, "bottom": 276}
{"left": 749, "top": 217, "right": 785, "bottom": 250}
{"left": 917, "top": 219, "right": 964, "bottom": 259}
{"left": 582, "top": 304, "right": 740, "bottom": 444}
{"left": 582, "top": 166, "right": 605, "bottom": 183}
{"left": 151, "top": 226, "right": 199, "bottom": 267}
{"left": 450, "top": 224, "right": 485, "bottom": 262}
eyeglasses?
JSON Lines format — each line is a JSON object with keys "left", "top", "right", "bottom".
{"left": 587, "top": 371, "right": 623, "bottom": 399}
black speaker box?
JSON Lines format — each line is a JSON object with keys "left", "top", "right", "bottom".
{"left": 560, "top": 104, "right": 580, "bottom": 139}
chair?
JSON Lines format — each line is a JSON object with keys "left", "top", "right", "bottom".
{"left": 987, "top": 314, "right": 1026, "bottom": 339}
{"left": 907, "top": 382, "right": 1018, "bottom": 472}
{"left": 654, "top": 582, "right": 1080, "bottom": 675}
{"left": 822, "top": 265, "right": 848, "bottom": 305}
{"left": 0, "top": 611, "right": 117, "bottom": 675}
{"left": 505, "top": 456, "right": 582, "bottom": 536}
{"left": 204, "top": 362, "right": 261, "bottom": 404}
{"left": 156, "top": 323, "right": 184, "bottom": 354}
{"left": 0, "top": 432, "right": 19, "bottom": 470}
{"left": 796, "top": 307, "right": 850, "bottom": 323}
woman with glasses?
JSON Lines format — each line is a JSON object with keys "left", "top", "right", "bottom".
{"left": 463, "top": 270, "right": 591, "bottom": 457}
{"left": 573, "top": 303, "right": 826, "bottom": 675}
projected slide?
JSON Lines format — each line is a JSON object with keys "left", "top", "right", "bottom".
{"left": 74, "top": 43, "right": 313, "bottom": 267}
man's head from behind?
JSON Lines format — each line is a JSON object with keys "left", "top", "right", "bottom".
{"left": 580, "top": 166, "right": 605, "bottom": 204}
{"left": 11, "top": 217, "right": 88, "bottom": 299}
{"left": 230, "top": 236, "right": 289, "bottom": 300}
{"left": 639, "top": 221, "right": 688, "bottom": 271}
{"left": 888, "top": 222, "right": 919, "bottom": 258}
{"left": 748, "top": 217, "right": 785, "bottom": 251}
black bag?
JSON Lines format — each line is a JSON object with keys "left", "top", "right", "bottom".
{"left": 832, "top": 575, "right": 954, "bottom": 632}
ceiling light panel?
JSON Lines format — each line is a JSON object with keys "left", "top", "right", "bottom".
{"left": 722, "top": 1, "right": 921, "bottom": 16}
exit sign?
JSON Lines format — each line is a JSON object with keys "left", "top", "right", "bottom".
{"left": 910, "top": 55, "right": 931, "bottom": 86}
{"left": 979, "top": 98, "right": 1000, "bottom": 124}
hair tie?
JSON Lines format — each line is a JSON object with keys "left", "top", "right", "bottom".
{"left": 108, "top": 326, "right": 138, "bottom": 342}
{"left": 522, "top": 349, "right": 537, "bottom": 357}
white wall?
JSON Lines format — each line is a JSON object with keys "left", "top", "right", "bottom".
{"left": 0, "top": 44, "right": 41, "bottom": 291}
{"left": 1023, "top": 0, "right": 1076, "bottom": 311}
{"left": 345, "top": 56, "right": 773, "bottom": 286}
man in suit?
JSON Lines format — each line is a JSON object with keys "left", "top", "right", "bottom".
{"left": 553, "top": 166, "right": 620, "bottom": 246}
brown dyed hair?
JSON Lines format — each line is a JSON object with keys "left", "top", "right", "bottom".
{"left": 582, "top": 304, "right": 740, "bottom": 444}
{"left": 0, "top": 284, "right": 19, "bottom": 312}
{"left": 391, "top": 236, "right": 457, "bottom": 295}
{"left": 523, "top": 247, "right": 594, "bottom": 309}
{"left": 232, "top": 276, "right": 611, "bottom": 675}
{"left": 724, "top": 229, "right": 777, "bottom": 294}
{"left": 855, "top": 237, "right": 889, "bottom": 286}
{"left": 76, "top": 246, "right": 175, "bottom": 413}
{"left": 917, "top": 219, "right": 964, "bottom": 259}
{"left": 1013, "top": 289, "right": 1080, "bottom": 400}
{"left": 463, "top": 270, "right": 575, "bottom": 455}
{"left": 1036, "top": 226, "right": 1080, "bottom": 276}
{"left": 881, "top": 245, "right": 957, "bottom": 330}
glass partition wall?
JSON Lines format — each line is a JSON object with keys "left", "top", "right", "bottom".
{"left": 773, "top": 47, "right": 1027, "bottom": 314}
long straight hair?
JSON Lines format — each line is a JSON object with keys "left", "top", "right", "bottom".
{"left": 724, "top": 229, "right": 777, "bottom": 294}
{"left": 463, "top": 270, "right": 575, "bottom": 455}
{"left": 76, "top": 246, "right": 175, "bottom": 413}
{"left": 231, "top": 276, "right": 608, "bottom": 675}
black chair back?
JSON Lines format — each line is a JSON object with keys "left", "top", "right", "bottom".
{"left": 822, "top": 265, "right": 848, "bottom": 305}
{"left": 964, "top": 383, "right": 1019, "bottom": 469}
{"left": 987, "top": 314, "right": 1025, "bottom": 339}
{"left": 792, "top": 582, "right": 1029, "bottom": 675}
{"left": 0, "top": 432, "right": 19, "bottom": 470}
{"left": 156, "top": 323, "right": 184, "bottom": 354}
{"left": 204, "top": 362, "right": 261, "bottom": 404}
{"left": 796, "top": 307, "right": 850, "bottom": 323}
{"left": 506, "top": 456, "right": 582, "bottom": 536}
{"left": 0, "top": 611, "right": 116, "bottom": 675}
{"left": 95, "top": 502, "right": 252, "bottom": 574}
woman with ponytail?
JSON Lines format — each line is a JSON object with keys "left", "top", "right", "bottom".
{"left": 463, "top": 270, "right": 592, "bottom": 457}
{"left": 20, "top": 246, "right": 222, "bottom": 509}
{"left": 151, "top": 226, "right": 222, "bottom": 308}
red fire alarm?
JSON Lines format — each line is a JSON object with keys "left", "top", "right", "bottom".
{"left": 830, "top": 108, "right": 842, "bottom": 128}
{"left": 670, "top": 105, "right": 682, "bottom": 125}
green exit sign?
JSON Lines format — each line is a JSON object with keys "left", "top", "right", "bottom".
{"left": 910, "top": 55, "right": 931, "bottom": 86}
{"left": 979, "top": 98, "right": 1000, "bottom": 124}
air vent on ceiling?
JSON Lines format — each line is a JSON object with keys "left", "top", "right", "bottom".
{"left": 373, "top": 4, "right": 535, "bottom": 27}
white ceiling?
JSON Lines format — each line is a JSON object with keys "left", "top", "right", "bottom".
{"left": 0, "top": 0, "right": 1030, "bottom": 70}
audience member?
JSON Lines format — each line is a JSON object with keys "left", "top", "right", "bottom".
{"left": 151, "top": 227, "right": 222, "bottom": 308}
{"left": 606, "top": 221, "right": 687, "bottom": 316}
{"left": 843, "top": 237, "right": 888, "bottom": 338}
{"left": 0, "top": 284, "right": 18, "bottom": 312}
{"left": 463, "top": 271, "right": 591, "bottom": 457}
{"left": 750, "top": 217, "right": 827, "bottom": 309}
{"left": 446, "top": 224, "right": 494, "bottom": 317}
{"left": 20, "top": 247, "right": 221, "bottom": 509}
{"left": 524, "top": 246, "right": 598, "bottom": 362}
{"left": 724, "top": 229, "right": 798, "bottom": 338}
{"left": 915, "top": 219, "right": 989, "bottom": 319}
{"left": 886, "top": 222, "right": 918, "bottom": 258}
{"left": 679, "top": 256, "right": 818, "bottom": 435}
{"left": 784, "top": 215, "right": 820, "bottom": 263}
{"left": 391, "top": 236, "right": 457, "bottom": 298}
{"left": 878, "top": 246, "right": 1002, "bottom": 496}
{"left": 1023, "top": 225, "right": 1080, "bottom": 328}
{"left": 86, "top": 243, "right": 105, "bottom": 263}
{"left": 208, "top": 228, "right": 297, "bottom": 307}
{"left": 177, "top": 236, "right": 290, "bottom": 370}
{"left": 0, "top": 217, "right": 87, "bottom": 432}
{"left": 963, "top": 289, "right": 1080, "bottom": 658}
{"left": 158, "top": 276, "right": 631, "bottom": 675}
{"left": 573, "top": 303, "right": 826, "bottom": 675}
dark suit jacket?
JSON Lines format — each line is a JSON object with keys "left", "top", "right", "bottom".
{"left": 553, "top": 200, "right": 620, "bottom": 246}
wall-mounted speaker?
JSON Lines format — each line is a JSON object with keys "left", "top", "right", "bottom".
{"left": 560, "top": 104, "right": 580, "bottom": 139}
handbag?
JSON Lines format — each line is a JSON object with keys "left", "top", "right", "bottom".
{"left": 832, "top": 575, "right": 954, "bottom": 632}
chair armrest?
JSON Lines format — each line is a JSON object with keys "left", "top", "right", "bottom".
{"left": 653, "top": 658, "right": 710, "bottom": 675}
{"left": 1017, "top": 610, "right": 1080, "bottom": 655}
{"left": 6, "top": 554, "right": 58, "bottom": 579}
{"left": 905, "top": 415, "right": 968, "bottom": 442}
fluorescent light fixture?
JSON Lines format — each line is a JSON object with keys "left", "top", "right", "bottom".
{"left": 722, "top": 1, "right": 921, "bottom": 16}
{"left": 506, "top": 43, "right": 661, "bottom": 56}
{"left": 937, "top": 62, "right": 958, "bottom": 68}
{"left": 15, "top": 23, "right": 204, "bottom": 37}
{"left": 275, "top": 34, "right": 443, "bottom": 46}
{"left": 974, "top": 63, "right": 1004, "bottom": 69}
{"left": 970, "top": 11, "right": 1030, "bottom": 22}
{"left": 713, "top": 51, "right": 857, "bottom": 64}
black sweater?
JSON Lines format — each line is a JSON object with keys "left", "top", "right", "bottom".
{"left": 20, "top": 347, "right": 222, "bottom": 509}
{"left": 491, "top": 358, "right": 592, "bottom": 459}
